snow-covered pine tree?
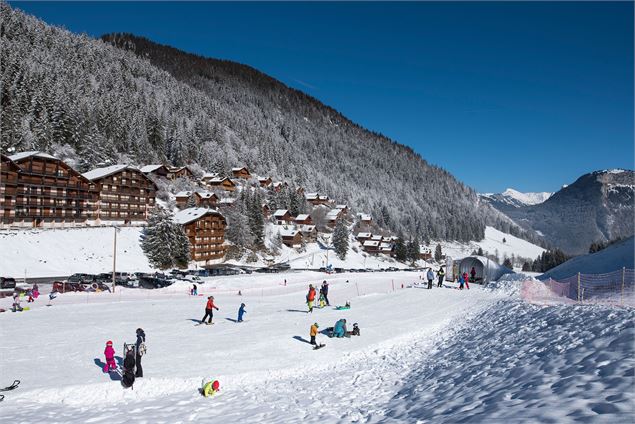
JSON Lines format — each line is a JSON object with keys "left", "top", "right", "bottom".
{"left": 142, "top": 207, "right": 177, "bottom": 269}
{"left": 225, "top": 195, "right": 253, "bottom": 251}
{"left": 407, "top": 237, "right": 420, "bottom": 263}
{"left": 172, "top": 223, "right": 191, "bottom": 268}
{"left": 332, "top": 219, "right": 349, "bottom": 260}
{"left": 248, "top": 191, "right": 265, "bottom": 247}
{"left": 186, "top": 194, "right": 196, "bottom": 208}
{"left": 434, "top": 244, "right": 443, "bottom": 262}
{"left": 394, "top": 237, "right": 408, "bottom": 262}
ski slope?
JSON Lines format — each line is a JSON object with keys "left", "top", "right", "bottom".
{"left": 0, "top": 271, "right": 632, "bottom": 423}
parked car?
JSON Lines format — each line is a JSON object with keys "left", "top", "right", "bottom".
{"left": 66, "top": 273, "right": 97, "bottom": 284}
{"left": 139, "top": 275, "right": 173, "bottom": 289}
{"left": 53, "top": 281, "right": 85, "bottom": 293}
{"left": 0, "top": 277, "right": 17, "bottom": 290}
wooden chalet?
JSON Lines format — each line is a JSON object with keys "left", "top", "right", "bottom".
{"left": 167, "top": 166, "right": 194, "bottom": 180}
{"left": 175, "top": 191, "right": 194, "bottom": 209}
{"left": 326, "top": 208, "right": 343, "bottom": 225}
{"left": 217, "top": 198, "right": 236, "bottom": 209}
{"left": 419, "top": 246, "right": 432, "bottom": 260}
{"left": 335, "top": 204, "right": 349, "bottom": 214}
{"left": 205, "top": 177, "right": 236, "bottom": 192}
{"left": 232, "top": 167, "right": 251, "bottom": 179}
{"left": 140, "top": 164, "right": 169, "bottom": 178}
{"left": 357, "top": 213, "right": 372, "bottom": 223}
{"left": 194, "top": 191, "right": 219, "bottom": 208}
{"left": 272, "top": 181, "right": 288, "bottom": 192}
{"left": 258, "top": 177, "right": 272, "bottom": 187}
{"left": 294, "top": 214, "right": 313, "bottom": 225}
{"left": 279, "top": 228, "right": 302, "bottom": 248}
{"left": 305, "top": 192, "right": 330, "bottom": 206}
{"left": 174, "top": 207, "right": 226, "bottom": 263}
{"left": 356, "top": 232, "right": 372, "bottom": 242}
{"left": 299, "top": 224, "right": 318, "bottom": 242}
{"left": 2, "top": 152, "right": 93, "bottom": 228}
{"left": 362, "top": 240, "right": 381, "bottom": 254}
{"left": 262, "top": 203, "right": 271, "bottom": 217}
{"left": 273, "top": 209, "right": 293, "bottom": 225}
{"left": 83, "top": 165, "right": 156, "bottom": 224}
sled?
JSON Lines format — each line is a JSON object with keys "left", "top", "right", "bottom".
{"left": 334, "top": 306, "right": 350, "bottom": 310}
{"left": 0, "top": 380, "right": 20, "bottom": 392}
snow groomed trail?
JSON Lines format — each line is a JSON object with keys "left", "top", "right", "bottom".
{"left": 0, "top": 272, "right": 633, "bottom": 423}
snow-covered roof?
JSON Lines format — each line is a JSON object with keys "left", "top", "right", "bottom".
{"left": 357, "top": 213, "right": 372, "bottom": 221}
{"left": 356, "top": 232, "right": 372, "bottom": 238}
{"left": 207, "top": 177, "right": 233, "bottom": 184}
{"left": 370, "top": 235, "right": 382, "bottom": 241}
{"left": 380, "top": 242, "right": 392, "bottom": 249}
{"left": 175, "top": 191, "right": 193, "bottom": 198}
{"left": 273, "top": 182, "right": 284, "bottom": 188}
{"left": 196, "top": 192, "right": 217, "bottom": 199}
{"left": 335, "top": 204, "right": 348, "bottom": 210}
{"left": 363, "top": 240, "right": 380, "bottom": 247}
{"left": 279, "top": 228, "right": 301, "bottom": 238}
{"left": 82, "top": 165, "right": 130, "bottom": 181}
{"left": 300, "top": 225, "right": 316, "bottom": 232}
{"left": 295, "top": 214, "right": 311, "bottom": 221}
{"left": 419, "top": 245, "right": 431, "bottom": 253}
{"left": 8, "top": 151, "right": 57, "bottom": 162}
{"left": 140, "top": 164, "right": 165, "bottom": 173}
{"left": 202, "top": 172, "right": 219, "bottom": 179}
{"left": 305, "top": 192, "right": 328, "bottom": 200}
{"left": 274, "top": 209, "right": 290, "bottom": 218}
{"left": 173, "top": 207, "right": 223, "bottom": 225}
{"left": 219, "top": 198, "right": 236, "bottom": 204}
{"left": 326, "top": 210, "right": 341, "bottom": 220}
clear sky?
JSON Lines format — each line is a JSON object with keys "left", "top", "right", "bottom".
{"left": 9, "top": 1, "right": 634, "bottom": 193}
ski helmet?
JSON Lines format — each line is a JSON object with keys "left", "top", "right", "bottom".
{"left": 212, "top": 380, "right": 220, "bottom": 391}
{"left": 106, "top": 340, "right": 113, "bottom": 346}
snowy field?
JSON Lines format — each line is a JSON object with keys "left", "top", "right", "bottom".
{"left": 0, "top": 271, "right": 633, "bottom": 423}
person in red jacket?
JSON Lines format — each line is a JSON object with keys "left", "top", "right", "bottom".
{"left": 201, "top": 296, "right": 219, "bottom": 325}
{"left": 462, "top": 272, "right": 470, "bottom": 290}
{"left": 306, "top": 284, "right": 316, "bottom": 313}
{"left": 102, "top": 340, "right": 116, "bottom": 373}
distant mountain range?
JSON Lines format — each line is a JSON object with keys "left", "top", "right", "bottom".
{"left": 481, "top": 170, "right": 634, "bottom": 255}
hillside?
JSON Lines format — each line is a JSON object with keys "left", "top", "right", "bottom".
{"left": 498, "top": 170, "right": 634, "bottom": 255}
{"left": 1, "top": 3, "right": 491, "bottom": 243}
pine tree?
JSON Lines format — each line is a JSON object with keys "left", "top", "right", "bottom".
{"left": 477, "top": 247, "right": 484, "bottom": 256}
{"left": 503, "top": 258, "right": 513, "bottom": 269}
{"left": 142, "top": 208, "right": 177, "bottom": 269}
{"left": 186, "top": 194, "right": 196, "bottom": 208}
{"left": 332, "top": 219, "right": 349, "bottom": 260}
{"left": 434, "top": 244, "right": 443, "bottom": 262}
{"left": 248, "top": 191, "right": 265, "bottom": 248}
{"left": 407, "top": 238, "right": 420, "bottom": 263}
{"left": 394, "top": 238, "right": 408, "bottom": 262}
{"left": 521, "top": 262, "right": 531, "bottom": 272}
{"left": 172, "top": 224, "right": 191, "bottom": 268}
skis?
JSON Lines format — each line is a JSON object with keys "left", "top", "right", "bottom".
{"left": 313, "top": 343, "right": 326, "bottom": 350}
{"left": 0, "top": 380, "right": 20, "bottom": 392}
{"left": 195, "top": 322, "right": 214, "bottom": 326}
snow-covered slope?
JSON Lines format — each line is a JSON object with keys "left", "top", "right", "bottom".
{"left": 0, "top": 227, "right": 153, "bottom": 278}
{"left": 0, "top": 273, "right": 632, "bottom": 422}
{"left": 480, "top": 188, "right": 553, "bottom": 208}
{"left": 539, "top": 237, "right": 634, "bottom": 280}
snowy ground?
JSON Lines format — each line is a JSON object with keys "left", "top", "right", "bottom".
{"left": 0, "top": 272, "right": 632, "bottom": 423}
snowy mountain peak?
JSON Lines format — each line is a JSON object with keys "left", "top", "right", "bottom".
{"left": 500, "top": 188, "right": 553, "bottom": 206}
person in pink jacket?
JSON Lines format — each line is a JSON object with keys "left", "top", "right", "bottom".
{"left": 103, "top": 340, "right": 116, "bottom": 373}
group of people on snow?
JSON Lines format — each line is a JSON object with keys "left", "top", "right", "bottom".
{"left": 200, "top": 296, "right": 247, "bottom": 324}
{"left": 102, "top": 328, "right": 146, "bottom": 388}
{"left": 306, "top": 281, "right": 331, "bottom": 313}
{"left": 425, "top": 267, "right": 446, "bottom": 289}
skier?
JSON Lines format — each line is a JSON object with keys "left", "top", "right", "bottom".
{"left": 320, "top": 281, "right": 330, "bottom": 306}
{"left": 26, "top": 289, "right": 34, "bottom": 303}
{"left": 470, "top": 267, "right": 477, "bottom": 284}
{"left": 463, "top": 271, "right": 470, "bottom": 290}
{"left": 135, "top": 328, "right": 146, "bottom": 378}
{"left": 310, "top": 322, "right": 319, "bottom": 346}
{"left": 32, "top": 283, "right": 39, "bottom": 299}
{"left": 333, "top": 319, "right": 347, "bottom": 338}
{"left": 237, "top": 303, "right": 246, "bottom": 322}
{"left": 426, "top": 268, "right": 434, "bottom": 289}
{"left": 306, "top": 284, "right": 316, "bottom": 313}
{"left": 11, "top": 292, "right": 23, "bottom": 312}
{"left": 121, "top": 345, "right": 136, "bottom": 389}
{"left": 102, "top": 341, "right": 116, "bottom": 373}
{"left": 458, "top": 273, "right": 465, "bottom": 290}
{"left": 318, "top": 293, "right": 326, "bottom": 308}
{"left": 201, "top": 379, "right": 220, "bottom": 397}
{"left": 191, "top": 284, "right": 198, "bottom": 296}
{"left": 47, "top": 290, "right": 58, "bottom": 306}
{"left": 201, "top": 296, "right": 219, "bottom": 325}
{"left": 437, "top": 267, "right": 445, "bottom": 288}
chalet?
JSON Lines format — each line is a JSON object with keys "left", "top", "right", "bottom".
{"left": 173, "top": 207, "right": 226, "bottom": 264}
{"left": 326, "top": 208, "right": 343, "bottom": 225}
{"left": 167, "top": 166, "right": 194, "bottom": 180}
{"left": 357, "top": 213, "right": 372, "bottom": 223}
{"left": 380, "top": 242, "right": 393, "bottom": 255}
{"left": 194, "top": 191, "right": 219, "bottom": 208}
{"left": 273, "top": 209, "right": 293, "bottom": 225}
{"left": 140, "top": 164, "right": 169, "bottom": 178}
{"left": 305, "top": 192, "right": 330, "bottom": 206}
{"left": 419, "top": 246, "right": 432, "bottom": 260}
{"left": 83, "top": 165, "right": 156, "bottom": 224}
{"left": 258, "top": 177, "right": 272, "bottom": 187}
{"left": 262, "top": 203, "right": 271, "bottom": 217}
{"left": 175, "top": 191, "right": 194, "bottom": 209}
{"left": 370, "top": 235, "right": 383, "bottom": 242}
{"left": 335, "top": 204, "right": 349, "bottom": 214}
{"left": 294, "top": 214, "right": 313, "bottom": 225}
{"left": 362, "top": 240, "right": 381, "bottom": 254}
{"left": 356, "top": 232, "right": 372, "bottom": 242}
{"left": 299, "top": 224, "right": 318, "bottom": 242}
{"left": 205, "top": 177, "right": 236, "bottom": 192}
{"left": 2, "top": 152, "right": 93, "bottom": 228}
{"left": 232, "top": 167, "right": 251, "bottom": 179}
{"left": 279, "top": 228, "right": 302, "bottom": 248}
{"left": 200, "top": 172, "right": 219, "bottom": 184}
{"left": 217, "top": 198, "right": 236, "bottom": 208}
{"left": 272, "top": 181, "right": 288, "bottom": 192}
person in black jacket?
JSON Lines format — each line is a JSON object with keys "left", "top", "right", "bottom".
{"left": 135, "top": 328, "right": 146, "bottom": 378}
{"left": 121, "top": 346, "right": 136, "bottom": 389}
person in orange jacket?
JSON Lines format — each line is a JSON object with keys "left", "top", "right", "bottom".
{"left": 310, "top": 322, "right": 319, "bottom": 346}
{"left": 306, "top": 284, "right": 316, "bottom": 313}
{"left": 201, "top": 296, "right": 219, "bottom": 325}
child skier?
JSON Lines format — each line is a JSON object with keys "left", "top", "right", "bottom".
{"left": 237, "top": 303, "right": 246, "bottom": 322}
{"left": 11, "top": 292, "right": 23, "bottom": 312}
{"left": 306, "top": 284, "right": 316, "bottom": 313}
{"left": 191, "top": 284, "right": 198, "bottom": 296}
{"left": 458, "top": 274, "right": 465, "bottom": 290}
{"left": 201, "top": 296, "right": 219, "bottom": 325}
{"left": 201, "top": 379, "right": 220, "bottom": 397}
{"left": 463, "top": 271, "right": 470, "bottom": 290}
{"left": 310, "top": 322, "right": 319, "bottom": 346}
{"left": 318, "top": 293, "right": 326, "bottom": 309}
{"left": 103, "top": 341, "right": 117, "bottom": 373}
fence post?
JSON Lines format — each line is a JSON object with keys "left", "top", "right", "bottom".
{"left": 621, "top": 267, "right": 625, "bottom": 305}
{"left": 577, "top": 272, "right": 581, "bottom": 302}
{"left": 356, "top": 282, "right": 360, "bottom": 297}
{"left": 392, "top": 280, "right": 395, "bottom": 292}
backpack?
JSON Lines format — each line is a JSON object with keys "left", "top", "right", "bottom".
{"left": 138, "top": 342, "right": 147, "bottom": 356}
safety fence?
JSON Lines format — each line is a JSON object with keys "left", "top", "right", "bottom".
{"left": 521, "top": 268, "right": 635, "bottom": 307}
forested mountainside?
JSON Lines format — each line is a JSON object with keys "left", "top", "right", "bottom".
{"left": 2, "top": 2, "right": 525, "bottom": 242}
{"left": 500, "top": 170, "right": 635, "bottom": 255}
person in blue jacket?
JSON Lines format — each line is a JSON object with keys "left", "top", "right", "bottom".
{"left": 333, "top": 319, "right": 347, "bottom": 338}
{"left": 237, "top": 303, "right": 246, "bottom": 322}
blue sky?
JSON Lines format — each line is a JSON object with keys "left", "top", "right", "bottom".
{"left": 10, "top": 1, "right": 634, "bottom": 193}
